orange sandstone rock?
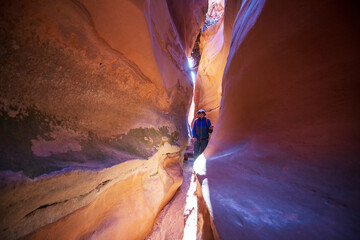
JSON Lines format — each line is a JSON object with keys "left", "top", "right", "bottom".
{"left": 22, "top": 144, "right": 182, "bottom": 240}
{"left": 166, "top": 0, "right": 208, "bottom": 57}
{"left": 196, "top": 0, "right": 360, "bottom": 239}
{"left": 0, "top": 0, "right": 199, "bottom": 239}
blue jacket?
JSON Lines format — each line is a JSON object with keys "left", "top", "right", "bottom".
{"left": 192, "top": 117, "right": 211, "bottom": 140}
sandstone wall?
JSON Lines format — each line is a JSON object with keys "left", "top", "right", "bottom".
{"left": 0, "top": 0, "right": 182, "bottom": 178}
{"left": 194, "top": 0, "right": 242, "bottom": 127}
{"left": 166, "top": 0, "right": 208, "bottom": 57}
{"left": 196, "top": 0, "right": 360, "bottom": 239}
{"left": 0, "top": 0, "right": 201, "bottom": 239}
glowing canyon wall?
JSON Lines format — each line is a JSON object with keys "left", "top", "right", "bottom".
{"left": 0, "top": 0, "right": 203, "bottom": 239}
{"left": 196, "top": 0, "right": 360, "bottom": 239}
{"left": 194, "top": 0, "right": 242, "bottom": 126}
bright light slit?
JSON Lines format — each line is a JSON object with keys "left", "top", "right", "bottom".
{"left": 182, "top": 172, "right": 198, "bottom": 240}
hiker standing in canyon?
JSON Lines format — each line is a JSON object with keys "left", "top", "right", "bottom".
{"left": 192, "top": 109, "right": 214, "bottom": 160}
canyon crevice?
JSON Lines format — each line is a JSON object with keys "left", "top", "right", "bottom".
{"left": 1, "top": 0, "right": 360, "bottom": 239}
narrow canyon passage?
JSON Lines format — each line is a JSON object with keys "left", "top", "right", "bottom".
{"left": 1, "top": 0, "right": 360, "bottom": 240}
{"left": 146, "top": 149, "right": 194, "bottom": 240}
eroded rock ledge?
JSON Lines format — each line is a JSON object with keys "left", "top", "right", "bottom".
{"left": 0, "top": 144, "right": 183, "bottom": 240}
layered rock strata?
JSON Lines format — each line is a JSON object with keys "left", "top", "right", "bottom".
{"left": 0, "top": 0, "right": 202, "bottom": 239}
{"left": 0, "top": 0, "right": 185, "bottom": 177}
{"left": 16, "top": 144, "right": 182, "bottom": 240}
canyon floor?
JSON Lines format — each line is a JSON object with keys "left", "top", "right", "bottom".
{"left": 146, "top": 147, "right": 194, "bottom": 240}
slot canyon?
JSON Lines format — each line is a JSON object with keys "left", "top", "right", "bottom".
{"left": 0, "top": 0, "right": 359, "bottom": 239}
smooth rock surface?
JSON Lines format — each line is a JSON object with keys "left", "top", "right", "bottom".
{"left": 166, "top": 0, "right": 208, "bottom": 57}
{"left": 193, "top": 0, "right": 234, "bottom": 127}
{"left": 196, "top": 0, "right": 360, "bottom": 239}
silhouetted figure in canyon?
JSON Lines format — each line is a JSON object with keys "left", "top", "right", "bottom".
{"left": 192, "top": 109, "right": 214, "bottom": 160}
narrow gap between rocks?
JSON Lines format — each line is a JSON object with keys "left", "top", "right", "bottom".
{"left": 148, "top": 1, "right": 225, "bottom": 239}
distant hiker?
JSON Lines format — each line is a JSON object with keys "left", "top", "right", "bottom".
{"left": 192, "top": 109, "right": 214, "bottom": 160}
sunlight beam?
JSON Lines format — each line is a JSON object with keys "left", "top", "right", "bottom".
{"left": 182, "top": 172, "right": 198, "bottom": 240}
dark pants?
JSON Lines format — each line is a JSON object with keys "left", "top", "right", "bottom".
{"left": 194, "top": 138, "right": 208, "bottom": 160}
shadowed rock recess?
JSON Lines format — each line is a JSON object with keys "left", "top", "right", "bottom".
{"left": 1, "top": 0, "right": 360, "bottom": 239}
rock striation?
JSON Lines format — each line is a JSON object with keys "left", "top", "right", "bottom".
{"left": 20, "top": 144, "right": 182, "bottom": 240}
{"left": 0, "top": 0, "right": 201, "bottom": 239}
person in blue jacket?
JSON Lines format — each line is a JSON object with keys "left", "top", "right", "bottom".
{"left": 192, "top": 109, "right": 214, "bottom": 160}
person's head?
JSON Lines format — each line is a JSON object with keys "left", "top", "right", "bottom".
{"left": 197, "top": 109, "right": 206, "bottom": 118}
